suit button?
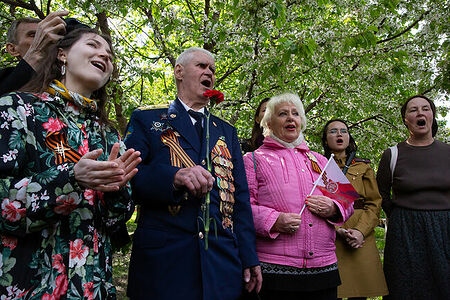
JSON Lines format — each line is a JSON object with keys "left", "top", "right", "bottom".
{"left": 183, "top": 192, "right": 188, "bottom": 201}
{"left": 308, "top": 223, "right": 313, "bottom": 227}
{"left": 198, "top": 232, "right": 204, "bottom": 239}
{"left": 309, "top": 251, "right": 314, "bottom": 256}
{"left": 201, "top": 159, "right": 206, "bottom": 166}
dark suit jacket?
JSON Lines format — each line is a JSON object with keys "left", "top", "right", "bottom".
{"left": 0, "top": 59, "right": 35, "bottom": 96}
{"left": 125, "top": 98, "right": 259, "bottom": 300}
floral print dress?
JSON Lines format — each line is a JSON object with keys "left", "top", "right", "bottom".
{"left": 0, "top": 91, "right": 133, "bottom": 299}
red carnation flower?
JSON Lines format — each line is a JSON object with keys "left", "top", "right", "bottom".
{"left": 203, "top": 90, "right": 224, "bottom": 105}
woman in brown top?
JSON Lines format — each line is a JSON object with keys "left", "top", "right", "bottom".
{"left": 377, "top": 95, "right": 449, "bottom": 300}
{"left": 322, "top": 119, "right": 388, "bottom": 299}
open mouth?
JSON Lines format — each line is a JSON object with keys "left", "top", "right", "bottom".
{"left": 91, "top": 61, "right": 106, "bottom": 72}
{"left": 285, "top": 124, "right": 296, "bottom": 130}
{"left": 336, "top": 138, "right": 343, "bottom": 144}
{"left": 201, "top": 79, "right": 212, "bottom": 88}
{"left": 417, "top": 119, "right": 426, "bottom": 126}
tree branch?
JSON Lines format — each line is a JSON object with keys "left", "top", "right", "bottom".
{"left": 305, "top": 88, "right": 330, "bottom": 114}
{"left": 349, "top": 114, "right": 382, "bottom": 128}
{"left": 109, "top": 21, "right": 163, "bottom": 62}
{"left": 46, "top": 0, "right": 51, "bottom": 15}
{"left": 377, "top": 10, "right": 431, "bottom": 44}
{"left": 185, "top": 0, "right": 198, "bottom": 25}
{"left": 141, "top": 6, "right": 176, "bottom": 67}
{"left": 96, "top": 12, "right": 128, "bottom": 134}
{"left": 0, "top": 0, "right": 45, "bottom": 18}
{"left": 203, "top": 0, "right": 219, "bottom": 52}
{"left": 216, "top": 63, "right": 242, "bottom": 85}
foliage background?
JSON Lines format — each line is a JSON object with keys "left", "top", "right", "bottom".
{"left": 1, "top": 0, "right": 448, "bottom": 163}
{"left": 1, "top": 1, "right": 448, "bottom": 298}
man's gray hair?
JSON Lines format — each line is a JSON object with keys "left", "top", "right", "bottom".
{"left": 175, "top": 47, "right": 214, "bottom": 66}
{"left": 260, "top": 93, "right": 307, "bottom": 137}
{"left": 7, "top": 17, "right": 40, "bottom": 44}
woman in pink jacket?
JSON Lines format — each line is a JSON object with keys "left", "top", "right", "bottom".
{"left": 243, "top": 93, "right": 353, "bottom": 300}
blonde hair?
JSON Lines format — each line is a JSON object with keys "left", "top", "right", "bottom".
{"left": 260, "top": 93, "right": 307, "bottom": 137}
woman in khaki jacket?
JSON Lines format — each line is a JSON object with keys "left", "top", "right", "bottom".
{"left": 322, "top": 119, "right": 388, "bottom": 299}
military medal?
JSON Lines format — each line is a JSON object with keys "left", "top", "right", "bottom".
{"left": 211, "top": 136, "right": 235, "bottom": 231}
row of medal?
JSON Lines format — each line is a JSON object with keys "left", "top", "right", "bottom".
{"left": 212, "top": 138, "right": 235, "bottom": 230}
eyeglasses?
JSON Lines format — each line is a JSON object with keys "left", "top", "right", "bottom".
{"left": 328, "top": 128, "right": 348, "bottom": 135}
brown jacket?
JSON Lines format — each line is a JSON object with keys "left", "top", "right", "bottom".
{"left": 335, "top": 158, "right": 388, "bottom": 298}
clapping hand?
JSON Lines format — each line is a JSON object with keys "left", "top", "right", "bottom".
{"left": 74, "top": 143, "right": 141, "bottom": 192}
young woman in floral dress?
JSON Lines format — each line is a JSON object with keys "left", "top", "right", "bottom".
{"left": 0, "top": 28, "right": 140, "bottom": 299}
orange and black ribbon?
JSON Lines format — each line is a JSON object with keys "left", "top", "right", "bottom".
{"left": 161, "top": 129, "right": 196, "bottom": 216}
{"left": 161, "top": 129, "right": 195, "bottom": 168}
{"left": 217, "top": 145, "right": 231, "bottom": 159}
{"left": 306, "top": 152, "right": 328, "bottom": 183}
{"left": 45, "top": 130, "right": 82, "bottom": 164}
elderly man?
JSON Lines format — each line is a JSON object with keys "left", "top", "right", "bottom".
{"left": 0, "top": 11, "right": 69, "bottom": 95}
{"left": 125, "top": 47, "right": 261, "bottom": 300}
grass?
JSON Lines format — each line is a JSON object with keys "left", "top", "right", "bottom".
{"left": 112, "top": 213, "right": 387, "bottom": 300}
{"left": 112, "top": 212, "right": 137, "bottom": 300}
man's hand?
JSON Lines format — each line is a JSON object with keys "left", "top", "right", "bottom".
{"left": 23, "top": 10, "right": 69, "bottom": 69}
{"left": 173, "top": 166, "right": 214, "bottom": 198}
{"left": 74, "top": 143, "right": 141, "bottom": 192}
{"left": 243, "top": 265, "right": 262, "bottom": 294}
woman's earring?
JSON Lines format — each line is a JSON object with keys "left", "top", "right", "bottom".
{"left": 61, "top": 59, "right": 66, "bottom": 76}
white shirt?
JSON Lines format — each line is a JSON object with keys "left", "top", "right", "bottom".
{"left": 178, "top": 97, "right": 205, "bottom": 126}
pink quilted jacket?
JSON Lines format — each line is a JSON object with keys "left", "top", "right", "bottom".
{"left": 243, "top": 137, "right": 353, "bottom": 268}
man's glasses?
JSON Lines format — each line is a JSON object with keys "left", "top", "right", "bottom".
{"left": 328, "top": 128, "right": 348, "bottom": 135}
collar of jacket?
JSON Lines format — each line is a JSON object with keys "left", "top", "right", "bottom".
{"left": 262, "top": 136, "right": 309, "bottom": 152}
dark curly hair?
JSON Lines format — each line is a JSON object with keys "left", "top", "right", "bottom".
{"left": 321, "top": 119, "right": 357, "bottom": 159}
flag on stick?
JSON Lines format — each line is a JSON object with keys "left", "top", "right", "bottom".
{"left": 300, "top": 154, "right": 359, "bottom": 216}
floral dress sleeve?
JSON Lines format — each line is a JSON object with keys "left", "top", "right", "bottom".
{"left": 0, "top": 92, "right": 132, "bottom": 238}
{"left": 0, "top": 93, "right": 82, "bottom": 236}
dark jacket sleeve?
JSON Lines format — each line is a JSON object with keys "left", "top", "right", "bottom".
{"left": 124, "top": 110, "right": 183, "bottom": 206}
{"left": 0, "top": 60, "right": 35, "bottom": 96}
{"left": 230, "top": 126, "right": 259, "bottom": 269}
{"left": 376, "top": 148, "right": 393, "bottom": 217}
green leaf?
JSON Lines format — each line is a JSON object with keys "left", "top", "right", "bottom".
{"left": 367, "top": 25, "right": 378, "bottom": 32}
{"left": 0, "top": 273, "right": 13, "bottom": 286}
{"left": 2, "top": 257, "right": 16, "bottom": 273}
{"left": 69, "top": 214, "right": 81, "bottom": 233}
{"left": 77, "top": 208, "right": 94, "bottom": 220}
{"left": 35, "top": 168, "right": 58, "bottom": 185}
{"left": 62, "top": 183, "right": 74, "bottom": 194}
